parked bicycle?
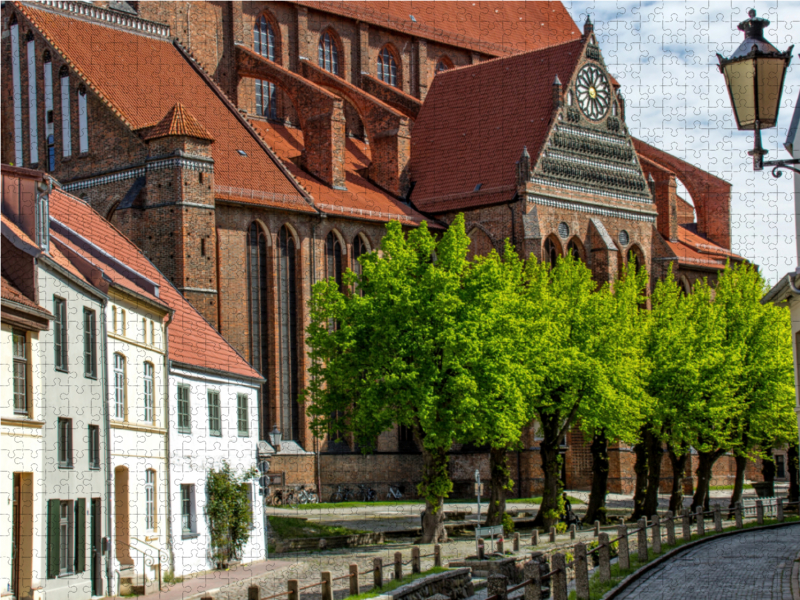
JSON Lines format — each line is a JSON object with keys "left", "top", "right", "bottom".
{"left": 330, "top": 484, "right": 354, "bottom": 503}
{"left": 296, "top": 486, "right": 318, "bottom": 504}
{"left": 387, "top": 485, "right": 404, "bottom": 500}
{"left": 358, "top": 484, "right": 377, "bottom": 502}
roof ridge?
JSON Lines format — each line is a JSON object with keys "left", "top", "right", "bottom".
{"left": 21, "top": 0, "right": 171, "bottom": 38}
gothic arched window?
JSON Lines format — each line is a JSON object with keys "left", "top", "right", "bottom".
{"left": 543, "top": 237, "right": 560, "bottom": 269}
{"left": 567, "top": 238, "right": 584, "bottom": 263}
{"left": 377, "top": 46, "right": 398, "bottom": 87}
{"left": 318, "top": 31, "right": 340, "bottom": 75}
{"left": 254, "top": 14, "right": 276, "bottom": 61}
{"left": 278, "top": 226, "right": 300, "bottom": 442}
{"left": 249, "top": 223, "right": 271, "bottom": 434}
{"left": 325, "top": 231, "right": 344, "bottom": 290}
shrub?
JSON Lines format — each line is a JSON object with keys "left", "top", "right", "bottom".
{"left": 502, "top": 513, "right": 515, "bottom": 536}
{"left": 556, "top": 522, "right": 567, "bottom": 534}
{"left": 206, "top": 461, "right": 258, "bottom": 568}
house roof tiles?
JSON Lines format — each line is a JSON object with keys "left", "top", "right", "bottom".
{"left": 143, "top": 102, "right": 215, "bottom": 141}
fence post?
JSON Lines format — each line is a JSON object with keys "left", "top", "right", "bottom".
{"left": 598, "top": 532, "right": 611, "bottom": 582}
{"left": 594, "top": 520, "right": 600, "bottom": 538}
{"left": 434, "top": 544, "right": 442, "bottom": 567}
{"left": 488, "top": 573, "right": 508, "bottom": 600}
{"left": 321, "top": 571, "right": 333, "bottom": 600}
{"left": 288, "top": 580, "right": 299, "bottom": 600}
{"left": 569, "top": 524, "right": 576, "bottom": 540}
{"left": 665, "top": 511, "right": 675, "bottom": 546}
{"left": 636, "top": 518, "right": 648, "bottom": 563}
{"left": 616, "top": 525, "right": 630, "bottom": 571}
{"left": 373, "top": 558, "right": 383, "bottom": 588}
{"left": 524, "top": 559, "right": 542, "bottom": 600}
{"left": 549, "top": 526, "right": 556, "bottom": 543}
{"left": 651, "top": 514, "right": 661, "bottom": 554}
{"left": 735, "top": 502, "right": 743, "bottom": 529}
{"left": 531, "top": 530, "right": 539, "bottom": 546}
{"left": 551, "top": 553, "right": 568, "bottom": 600}
{"left": 778, "top": 498, "right": 785, "bottom": 523}
{"left": 682, "top": 509, "right": 691, "bottom": 541}
{"left": 497, "top": 537, "right": 504, "bottom": 554}
{"left": 349, "top": 564, "right": 359, "bottom": 596}
{"left": 411, "top": 546, "right": 420, "bottom": 574}
{"left": 394, "top": 552, "right": 403, "bottom": 580}
{"left": 713, "top": 505, "right": 722, "bottom": 533}
{"left": 756, "top": 500, "right": 764, "bottom": 525}
{"left": 513, "top": 532, "right": 520, "bottom": 552}
{"left": 574, "top": 543, "right": 590, "bottom": 600}
{"left": 248, "top": 585, "right": 260, "bottom": 600}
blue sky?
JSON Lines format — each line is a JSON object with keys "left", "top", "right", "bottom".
{"left": 563, "top": 1, "right": 800, "bottom": 284}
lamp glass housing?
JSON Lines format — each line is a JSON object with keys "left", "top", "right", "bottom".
{"left": 269, "top": 426, "right": 282, "bottom": 449}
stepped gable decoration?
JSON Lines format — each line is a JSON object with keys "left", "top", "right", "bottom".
{"left": 143, "top": 103, "right": 215, "bottom": 142}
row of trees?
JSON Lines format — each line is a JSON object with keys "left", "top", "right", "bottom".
{"left": 303, "top": 216, "right": 797, "bottom": 542}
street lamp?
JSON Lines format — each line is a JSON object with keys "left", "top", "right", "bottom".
{"left": 269, "top": 425, "right": 282, "bottom": 452}
{"left": 716, "top": 9, "right": 797, "bottom": 175}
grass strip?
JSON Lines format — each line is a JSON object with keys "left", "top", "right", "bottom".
{"left": 339, "top": 567, "right": 448, "bottom": 600}
{"left": 268, "top": 516, "right": 368, "bottom": 539}
{"left": 288, "top": 496, "right": 584, "bottom": 510}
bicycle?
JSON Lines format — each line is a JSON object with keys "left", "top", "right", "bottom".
{"left": 358, "top": 484, "right": 377, "bottom": 502}
{"left": 387, "top": 485, "right": 404, "bottom": 500}
{"left": 330, "top": 484, "right": 354, "bottom": 503}
{"left": 296, "top": 486, "right": 318, "bottom": 504}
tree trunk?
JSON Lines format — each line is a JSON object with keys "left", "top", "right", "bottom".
{"left": 583, "top": 430, "right": 609, "bottom": 524}
{"left": 761, "top": 450, "right": 776, "bottom": 485}
{"left": 667, "top": 446, "right": 688, "bottom": 514}
{"left": 533, "top": 438, "right": 562, "bottom": 529}
{"left": 484, "top": 446, "right": 510, "bottom": 527}
{"left": 642, "top": 430, "right": 664, "bottom": 517}
{"left": 419, "top": 445, "right": 449, "bottom": 543}
{"left": 691, "top": 450, "right": 723, "bottom": 513}
{"left": 789, "top": 444, "right": 799, "bottom": 504}
{"left": 728, "top": 455, "right": 748, "bottom": 512}
{"left": 630, "top": 434, "right": 648, "bottom": 520}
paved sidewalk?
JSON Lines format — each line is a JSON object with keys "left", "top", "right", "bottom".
{"left": 614, "top": 523, "right": 800, "bottom": 600}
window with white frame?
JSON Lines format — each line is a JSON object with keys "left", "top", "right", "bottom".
{"left": 59, "top": 65, "right": 71, "bottom": 158}
{"left": 113, "top": 353, "right": 126, "bottom": 420}
{"left": 255, "top": 79, "right": 277, "bottom": 119}
{"left": 208, "top": 390, "right": 221, "bottom": 437}
{"left": 177, "top": 385, "right": 191, "bottom": 433}
{"left": 53, "top": 296, "right": 68, "bottom": 371}
{"left": 83, "top": 308, "right": 97, "bottom": 378}
{"left": 12, "top": 330, "right": 28, "bottom": 414}
{"left": 58, "top": 417, "right": 73, "bottom": 468}
{"left": 78, "top": 84, "right": 88, "bottom": 154}
{"left": 143, "top": 362, "right": 154, "bottom": 423}
{"left": 237, "top": 394, "right": 249, "bottom": 437}
{"left": 59, "top": 500, "right": 74, "bottom": 575}
{"left": 145, "top": 469, "right": 156, "bottom": 530}
{"left": 181, "top": 484, "right": 196, "bottom": 534}
{"left": 88, "top": 425, "right": 100, "bottom": 469}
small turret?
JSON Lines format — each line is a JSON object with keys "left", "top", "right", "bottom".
{"left": 516, "top": 146, "right": 531, "bottom": 187}
{"left": 552, "top": 74, "right": 563, "bottom": 109}
{"left": 583, "top": 15, "right": 594, "bottom": 38}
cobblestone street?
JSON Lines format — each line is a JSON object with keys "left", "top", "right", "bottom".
{"left": 615, "top": 523, "right": 800, "bottom": 600}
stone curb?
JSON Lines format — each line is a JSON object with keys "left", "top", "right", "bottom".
{"left": 600, "top": 520, "right": 800, "bottom": 599}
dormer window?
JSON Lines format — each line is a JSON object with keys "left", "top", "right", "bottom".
{"left": 377, "top": 46, "right": 399, "bottom": 87}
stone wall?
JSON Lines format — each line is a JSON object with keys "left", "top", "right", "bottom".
{"left": 376, "top": 568, "right": 473, "bottom": 600}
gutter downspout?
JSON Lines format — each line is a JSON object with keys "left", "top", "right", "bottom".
{"left": 163, "top": 314, "right": 176, "bottom": 576}
{"left": 788, "top": 273, "right": 800, "bottom": 295}
{"left": 101, "top": 297, "right": 114, "bottom": 596}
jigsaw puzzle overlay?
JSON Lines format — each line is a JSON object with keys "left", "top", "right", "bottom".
{"left": 1, "top": 2, "right": 799, "bottom": 600}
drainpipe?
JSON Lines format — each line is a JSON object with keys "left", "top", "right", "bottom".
{"left": 100, "top": 297, "right": 114, "bottom": 596}
{"left": 163, "top": 314, "right": 175, "bottom": 576}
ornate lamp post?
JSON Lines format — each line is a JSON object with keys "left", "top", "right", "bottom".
{"left": 717, "top": 9, "right": 797, "bottom": 176}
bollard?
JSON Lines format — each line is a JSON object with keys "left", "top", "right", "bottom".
{"left": 598, "top": 532, "right": 611, "bottom": 582}
{"left": 549, "top": 526, "right": 556, "bottom": 543}
{"left": 434, "top": 544, "right": 442, "bottom": 567}
{"left": 696, "top": 506, "right": 705, "bottom": 536}
{"left": 651, "top": 514, "right": 661, "bottom": 554}
{"left": 514, "top": 532, "right": 520, "bottom": 552}
{"left": 488, "top": 573, "right": 508, "bottom": 600}
{"left": 636, "top": 518, "right": 648, "bottom": 563}
{"left": 411, "top": 546, "right": 420, "bottom": 574}
{"left": 248, "top": 586, "right": 260, "bottom": 600}
{"left": 498, "top": 537, "right": 504, "bottom": 554}
{"left": 349, "top": 564, "right": 359, "bottom": 596}
{"left": 616, "top": 525, "right": 630, "bottom": 571}
{"left": 682, "top": 509, "right": 691, "bottom": 541}
{"left": 288, "top": 580, "right": 299, "bottom": 600}
{"left": 531, "top": 530, "right": 539, "bottom": 546}
{"left": 778, "top": 498, "right": 785, "bottom": 523}
{"left": 735, "top": 502, "right": 743, "bottom": 529}
{"left": 756, "top": 500, "right": 764, "bottom": 525}
{"left": 394, "top": 552, "right": 403, "bottom": 580}
{"left": 665, "top": 511, "right": 675, "bottom": 546}
{"left": 478, "top": 538, "right": 486, "bottom": 560}
{"left": 524, "top": 559, "right": 542, "bottom": 600}
{"left": 373, "top": 558, "right": 383, "bottom": 588}
{"left": 574, "top": 543, "right": 590, "bottom": 600}
{"left": 551, "top": 553, "right": 568, "bottom": 600}
{"left": 713, "top": 505, "right": 722, "bottom": 533}
{"left": 570, "top": 524, "right": 576, "bottom": 540}
{"left": 594, "top": 520, "right": 600, "bottom": 537}
{"left": 321, "top": 571, "right": 333, "bottom": 600}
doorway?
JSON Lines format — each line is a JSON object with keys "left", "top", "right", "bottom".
{"left": 114, "top": 466, "right": 132, "bottom": 566}
{"left": 12, "top": 473, "right": 33, "bottom": 600}
{"left": 776, "top": 454, "right": 786, "bottom": 479}
{"left": 91, "top": 498, "right": 102, "bottom": 596}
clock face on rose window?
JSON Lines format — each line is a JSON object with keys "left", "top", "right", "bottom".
{"left": 575, "top": 64, "right": 611, "bottom": 120}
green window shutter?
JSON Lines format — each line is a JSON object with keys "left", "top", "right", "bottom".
{"left": 47, "top": 499, "right": 60, "bottom": 578}
{"left": 75, "top": 498, "right": 86, "bottom": 573}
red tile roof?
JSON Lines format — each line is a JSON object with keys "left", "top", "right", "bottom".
{"left": 410, "top": 37, "right": 586, "bottom": 213}
{"left": 665, "top": 224, "right": 745, "bottom": 270}
{"left": 1, "top": 214, "right": 38, "bottom": 250}
{"left": 252, "top": 121, "right": 435, "bottom": 226}
{"left": 1, "top": 275, "right": 50, "bottom": 316}
{"left": 48, "top": 188, "right": 263, "bottom": 381}
{"left": 143, "top": 102, "right": 214, "bottom": 142}
{"left": 298, "top": 2, "right": 582, "bottom": 56}
{"left": 18, "top": 3, "right": 305, "bottom": 206}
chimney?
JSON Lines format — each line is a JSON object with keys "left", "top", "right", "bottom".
{"left": 583, "top": 15, "right": 594, "bottom": 39}
{"left": 552, "top": 75, "right": 563, "bottom": 109}
{"left": 516, "top": 146, "right": 531, "bottom": 187}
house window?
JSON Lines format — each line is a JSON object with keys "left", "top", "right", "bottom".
{"left": 177, "top": 385, "right": 191, "bottom": 433}
{"left": 44, "top": 51, "right": 55, "bottom": 171}
{"left": 12, "top": 330, "right": 28, "bottom": 414}
{"left": 11, "top": 19, "right": 23, "bottom": 166}
{"left": 278, "top": 226, "right": 300, "bottom": 441}
{"left": 88, "top": 425, "right": 100, "bottom": 469}
{"left": 59, "top": 500, "right": 74, "bottom": 575}
{"left": 143, "top": 362, "right": 155, "bottom": 423}
{"left": 83, "top": 308, "right": 97, "bottom": 378}
{"left": 255, "top": 79, "right": 277, "bottom": 120}
{"left": 237, "top": 394, "right": 249, "bottom": 437}
{"left": 145, "top": 469, "right": 156, "bottom": 530}
{"left": 58, "top": 418, "right": 73, "bottom": 468}
{"left": 208, "top": 390, "right": 221, "bottom": 437}
{"left": 254, "top": 14, "right": 276, "bottom": 61}
{"left": 377, "top": 46, "right": 398, "bottom": 87}
{"left": 27, "top": 33, "right": 39, "bottom": 165}
{"left": 142, "top": 317, "right": 147, "bottom": 343}
{"left": 113, "top": 354, "right": 126, "bottom": 420}
{"left": 54, "top": 296, "right": 68, "bottom": 371}
{"left": 352, "top": 234, "right": 368, "bottom": 296}
{"left": 325, "top": 231, "right": 343, "bottom": 331}
{"left": 78, "top": 85, "right": 88, "bottom": 154}
{"left": 181, "top": 485, "right": 196, "bottom": 534}
{"left": 59, "top": 66, "right": 71, "bottom": 158}
{"left": 318, "top": 31, "right": 339, "bottom": 75}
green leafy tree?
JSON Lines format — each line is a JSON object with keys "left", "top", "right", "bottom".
{"left": 206, "top": 462, "right": 258, "bottom": 568}
{"left": 304, "top": 215, "right": 482, "bottom": 542}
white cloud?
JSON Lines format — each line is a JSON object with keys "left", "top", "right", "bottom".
{"left": 565, "top": 1, "right": 800, "bottom": 284}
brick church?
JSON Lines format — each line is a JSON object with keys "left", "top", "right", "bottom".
{"left": 2, "top": 0, "right": 759, "bottom": 497}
